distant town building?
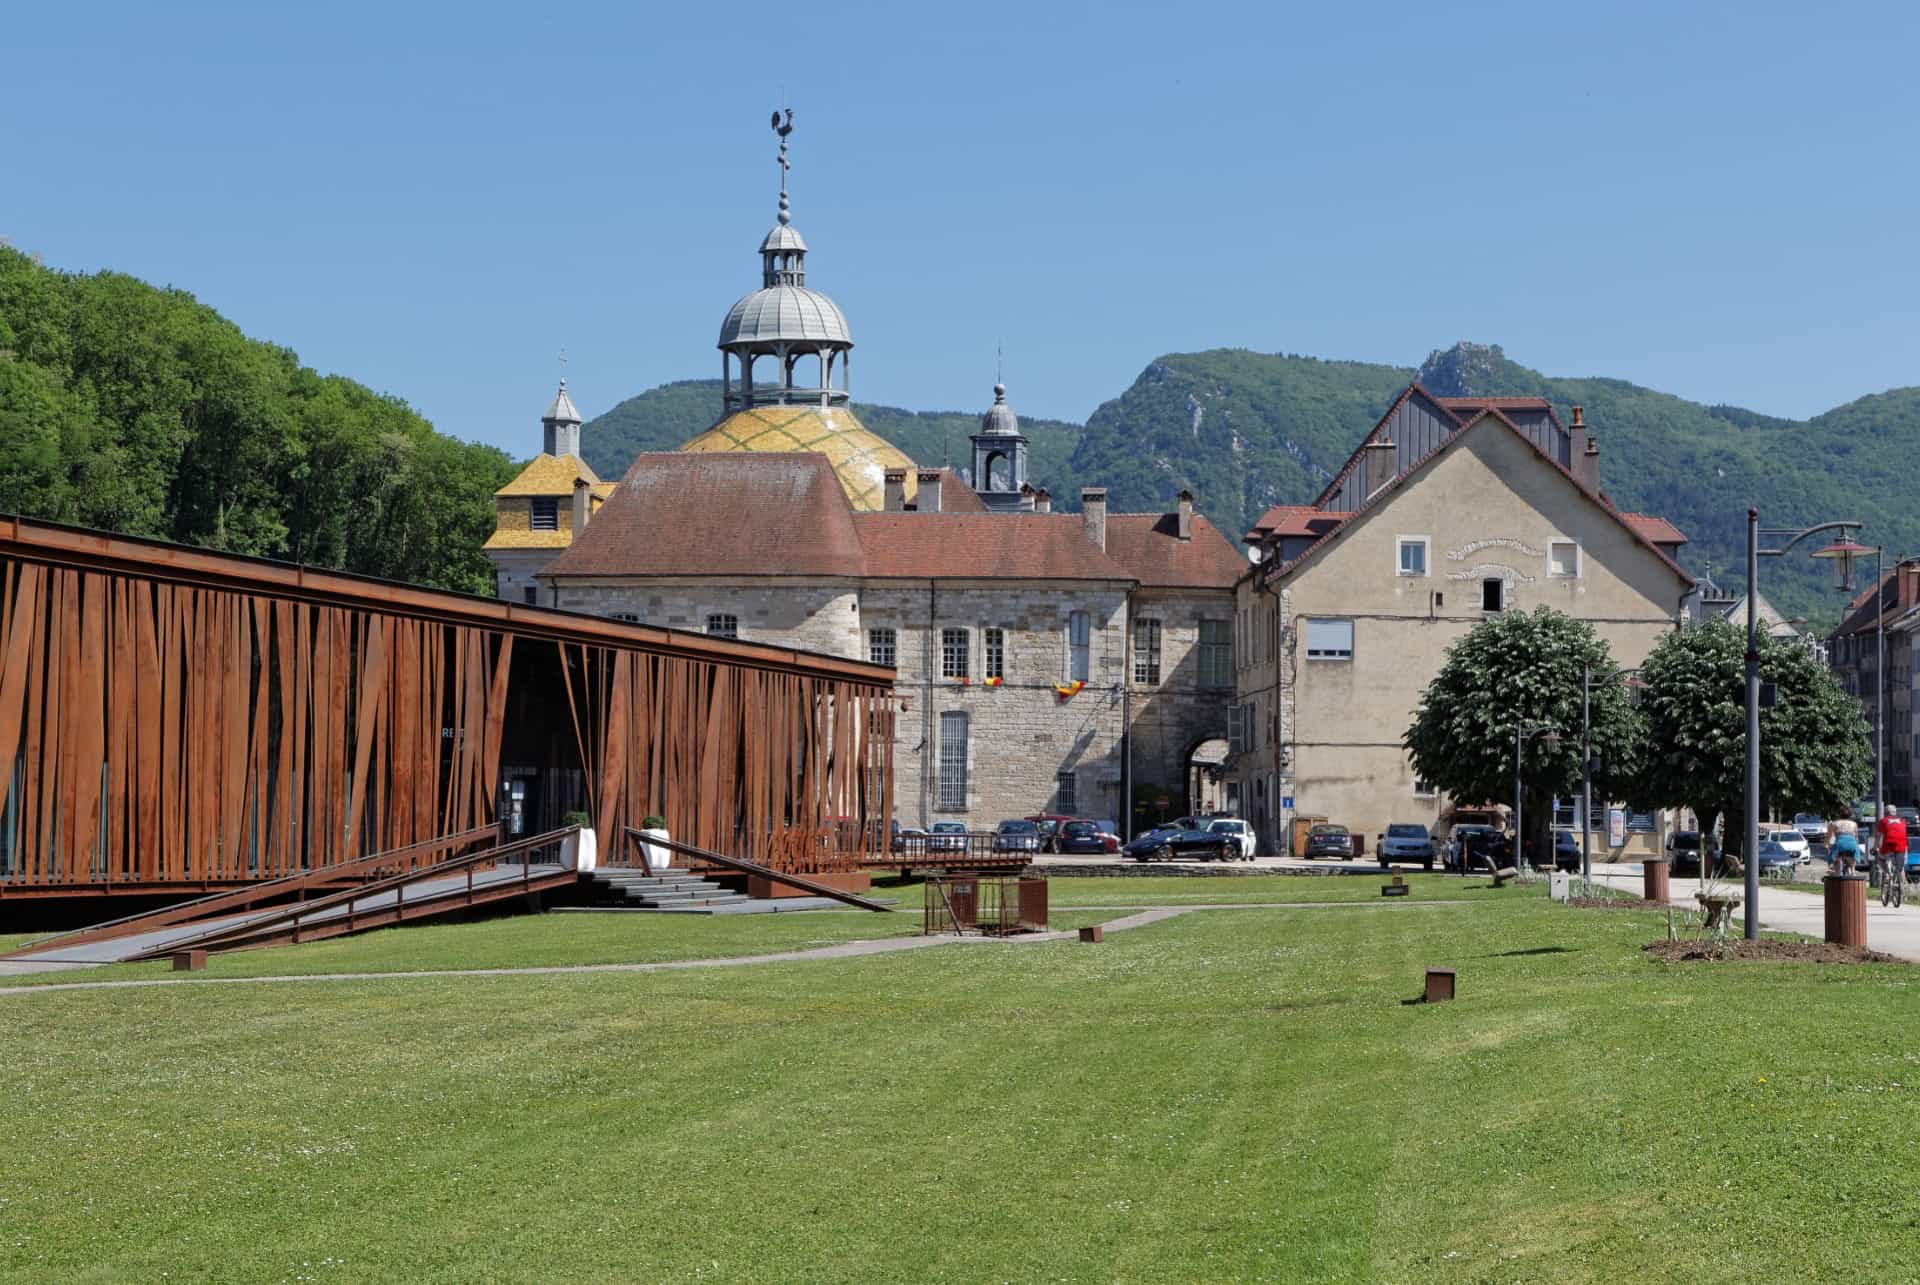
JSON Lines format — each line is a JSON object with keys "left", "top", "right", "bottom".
{"left": 1831, "top": 561, "right": 1920, "bottom": 808}
{"left": 1234, "top": 389, "right": 1696, "bottom": 856}
{"left": 482, "top": 380, "right": 614, "bottom": 605}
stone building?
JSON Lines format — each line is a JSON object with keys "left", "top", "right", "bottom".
{"left": 483, "top": 380, "right": 615, "bottom": 604}
{"left": 1234, "top": 386, "right": 1696, "bottom": 856}
{"left": 1831, "top": 560, "right": 1920, "bottom": 809}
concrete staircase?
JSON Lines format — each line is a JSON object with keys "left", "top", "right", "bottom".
{"left": 583, "top": 868, "right": 752, "bottom": 912}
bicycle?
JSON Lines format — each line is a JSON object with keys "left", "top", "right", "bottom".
{"left": 1880, "top": 851, "right": 1906, "bottom": 909}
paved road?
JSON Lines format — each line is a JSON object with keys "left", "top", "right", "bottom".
{"left": 1584, "top": 860, "right": 1920, "bottom": 962}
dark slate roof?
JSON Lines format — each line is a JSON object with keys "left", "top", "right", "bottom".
{"left": 1105, "top": 514, "right": 1247, "bottom": 588}
{"left": 542, "top": 452, "right": 865, "bottom": 578}
{"left": 853, "top": 513, "right": 1134, "bottom": 581}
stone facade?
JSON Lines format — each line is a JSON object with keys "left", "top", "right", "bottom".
{"left": 1236, "top": 413, "right": 1693, "bottom": 858}
{"left": 551, "top": 578, "right": 863, "bottom": 656}
{"left": 1126, "top": 587, "right": 1238, "bottom": 823}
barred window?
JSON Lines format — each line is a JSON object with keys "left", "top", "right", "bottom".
{"left": 529, "top": 498, "right": 558, "bottom": 531}
{"left": 939, "top": 712, "right": 968, "bottom": 809}
{"left": 1056, "top": 770, "right": 1077, "bottom": 813}
{"left": 983, "top": 628, "right": 1005, "bottom": 681}
{"left": 1133, "top": 618, "right": 1162, "bottom": 685}
{"left": 706, "top": 613, "right": 738, "bottom": 640}
{"left": 868, "top": 627, "right": 897, "bottom": 668}
{"left": 942, "top": 628, "right": 969, "bottom": 679}
{"left": 1199, "top": 619, "right": 1233, "bottom": 687}
{"left": 1068, "top": 611, "right": 1091, "bottom": 682}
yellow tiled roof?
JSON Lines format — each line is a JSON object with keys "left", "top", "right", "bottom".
{"left": 678, "top": 406, "right": 915, "bottom": 512}
{"left": 495, "top": 453, "right": 602, "bottom": 497}
{"left": 483, "top": 529, "right": 576, "bottom": 551}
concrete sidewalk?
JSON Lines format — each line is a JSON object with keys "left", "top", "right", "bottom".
{"left": 1586, "top": 861, "right": 1920, "bottom": 962}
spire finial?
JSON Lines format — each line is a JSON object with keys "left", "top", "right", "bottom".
{"left": 771, "top": 107, "right": 794, "bottom": 226}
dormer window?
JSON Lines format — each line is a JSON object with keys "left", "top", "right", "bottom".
{"left": 530, "top": 498, "right": 558, "bottom": 531}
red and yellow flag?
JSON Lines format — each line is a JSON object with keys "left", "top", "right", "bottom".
{"left": 1053, "top": 680, "right": 1085, "bottom": 700}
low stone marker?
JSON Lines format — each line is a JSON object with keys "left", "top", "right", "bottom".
{"left": 1381, "top": 875, "right": 1409, "bottom": 898}
{"left": 1548, "top": 871, "right": 1571, "bottom": 902}
{"left": 1078, "top": 925, "right": 1104, "bottom": 943}
{"left": 1424, "top": 968, "right": 1456, "bottom": 1003}
{"left": 172, "top": 949, "right": 207, "bottom": 972}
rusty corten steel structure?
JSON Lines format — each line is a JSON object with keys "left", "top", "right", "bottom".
{"left": 0, "top": 516, "right": 894, "bottom": 897}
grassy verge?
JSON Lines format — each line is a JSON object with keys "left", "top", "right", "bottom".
{"left": 8, "top": 896, "right": 1914, "bottom": 1281}
{"left": 880, "top": 871, "right": 1536, "bottom": 909}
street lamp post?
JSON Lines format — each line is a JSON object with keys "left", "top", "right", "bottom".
{"left": 1746, "top": 515, "right": 1870, "bottom": 942}
{"left": 1515, "top": 724, "right": 1560, "bottom": 873}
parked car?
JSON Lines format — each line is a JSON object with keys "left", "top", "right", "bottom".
{"left": 1478, "top": 831, "right": 1575, "bottom": 870}
{"left": 891, "top": 821, "right": 928, "bottom": 853}
{"left": 1057, "top": 819, "right": 1118, "bottom": 855}
{"left": 1378, "top": 823, "right": 1436, "bottom": 870}
{"left": 928, "top": 821, "right": 968, "bottom": 853}
{"left": 1207, "top": 817, "right": 1256, "bottom": 860}
{"left": 1761, "top": 827, "right": 1809, "bottom": 861}
{"left": 1303, "top": 824, "right": 1353, "bottom": 860}
{"left": 1666, "top": 830, "right": 1725, "bottom": 878}
{"left": 1124, "top": 824, "right": 1232, "bottom": 862}
{"left": 993, "top": 819, "right": 1043, "bottom": 853}
{"left": 1445, "top": 824, "right": 1502, "bottom": 872}
{"left": 1024, "top": 813, "right": 1079, "bottom": 853}
{"left": 1551, "top": 828, "right": 1582, "bottom": 871}
{"left": 1091, "top": 819, "right": 1121, "bottom": 841}
{"left": 1793, "top": 813, "right": 1828, "bottom": 844}
{"left": 1906, "top": 833, "right": 1920, "bottom": 881}
{"left": 1754, "top": 839, "right": 1799, "bottom": 879}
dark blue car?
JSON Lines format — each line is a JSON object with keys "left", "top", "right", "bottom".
{"left": 1124, "top": 824, "right": 1231, "bottom": 863}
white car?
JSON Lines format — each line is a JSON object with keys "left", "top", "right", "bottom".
{"left": 1763, "top": 827, "right": 1809, "bottom": 861}
{"left": 1207, "top": 817, "right": 1256, "bottom": 860}
{"left": 1792, "top": 814, "right": 1827, "bottom": 844}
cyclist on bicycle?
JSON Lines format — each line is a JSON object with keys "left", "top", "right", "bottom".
{"left": 1876, "top": 810, "right": 1908, "bottom": 890}
{"left": 1829, "top": 809, "right": 1862, "bottom": 875}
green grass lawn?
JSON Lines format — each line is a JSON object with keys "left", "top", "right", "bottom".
{"left": 6, "top": 895, "right": 1916, "bottom": 1281}
{"left": 890, "top": 870, "right": 1532, "bottom": 908}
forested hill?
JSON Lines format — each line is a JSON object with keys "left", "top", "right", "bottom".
{"left": 578, "top": 380, "right": 1084, "bottom": 490}
{"left": 0, "top": 246, "right": 514, "bottom": 594}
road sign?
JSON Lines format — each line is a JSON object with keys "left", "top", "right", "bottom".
{"left": 1281, "top": 795, "right": 1295, "bottom": 810}
{"left": 1609, "top": 808, "right": 1627, "bottom": 848}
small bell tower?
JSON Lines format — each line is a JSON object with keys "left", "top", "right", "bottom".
{"left": 542, "top": 378, "right": 583, "bottom": 458}
{"left": 970, "top": 382, "right": 1030, "bottom": 511}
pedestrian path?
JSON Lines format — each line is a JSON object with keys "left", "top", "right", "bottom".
{"left": 1586, "top": 861, "right": 1920, "bottom": 962}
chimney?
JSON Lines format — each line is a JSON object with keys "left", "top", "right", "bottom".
{"left": 1363, "top": 439, "right": 1397, "bottom": 500}
{"left": 571, "top": 476, "right": 591, "bottom": 540}
{"left": 1018, "top": 482, "right": 1036, "bottom": 512}
{"left": 1570, "top": 405, "right": 1600, "bottom": 492}
{"left": 1034, "top": 487, "right": 1052, "bottom": 514}
{"left": 883, "top": 468, "right": 907, "bottom": 512}
{"left": 1081, "top": 487, "right": 1107, "bottom": 551}
{"left": 1176, "top": 489, "right": 1194, "bottom": 541}
{"left": 1902, "top": 559, "right": 1920, "bottom": 609}
{"left": 915, "top": 469, "right": 943, "bottom": 513}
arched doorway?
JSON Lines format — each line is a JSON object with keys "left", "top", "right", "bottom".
{"left": 1186, "top": 737, "right": 1230, "bottom": 817}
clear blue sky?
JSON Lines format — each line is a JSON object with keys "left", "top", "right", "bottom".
{"left": 9, "top": 0, "right": 1917, "bottom": 455}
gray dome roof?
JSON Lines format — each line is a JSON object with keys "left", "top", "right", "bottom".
{"left": 718, "top": 285, "right": 852, "bottom": 348}
{"left": 759, "top": 223, "right": 808, "bottom": 253}
{"left": 979, "top": 383, "right": 1020, "bottom": 436}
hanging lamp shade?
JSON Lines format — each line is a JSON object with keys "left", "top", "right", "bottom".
{"left": 1811, "top": 538, "right": 1873, "bottom": 591}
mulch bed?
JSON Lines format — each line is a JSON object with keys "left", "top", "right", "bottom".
{"left": 1568, "top": 896, "right": 1666, "bottom": 911}
{"left": 1644, "top": 939, "right": 1904, "bottom": 965}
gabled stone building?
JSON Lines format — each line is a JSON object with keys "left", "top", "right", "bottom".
{"left": 1235, "top": 385, "right": 1696, "bottom": 856}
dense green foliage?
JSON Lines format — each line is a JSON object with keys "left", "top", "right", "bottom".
{"left": 7, "top": 895, "right": 1919, "bottom": 1281}
{"left": 578, "top": 379, "right": 1084, "bottom": 499}
{"left": 0, "top": 247, "right": 515, "bottom": 593}
{"left": 1629, "top": 619, "right": 1870, "bottom": 850}
{"left": 1405, "top": 608, "right": 1644, "bottom": 855}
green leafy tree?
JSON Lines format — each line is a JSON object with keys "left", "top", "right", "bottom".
{"left": 1628, "top": 619, "right": 1868, "bottom": 855}
{"left": 1405, "top": 607, "right": 1644, "bottom": 860}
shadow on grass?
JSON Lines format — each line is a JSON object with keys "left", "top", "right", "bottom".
{"left": 1481, "top": 946, "right": 1578, "bottom": 957}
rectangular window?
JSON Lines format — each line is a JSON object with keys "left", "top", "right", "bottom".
{"left": 1413, "top": 777, "right": 1436, "bottom": 797}
{"left": 983, "top": 628, "right": 1005, "bottom": 681}
{"left": 1227, "top": 704, "right": 1249, "bottom": 754}
{"left": 529, "top": 498, "right": 558, "bottom": 531}
{"left": 938, "top": 711, "right": 968, "bottom": 809}
{"left": 1552, "top": 796, "right": 1580, "bottom": 829}
{"left": 609, "top": 612, "right": 639, "bottom": 624}
{"left": 1303, "top": 617, "right": 1354, "bottom": 660}
{"left": 1549, "top": 541, "right": 1579, "bottom": 578}
{"left": 706, "top": 613, "right": 738, "bottom": 639}
{"left": 1068, "top": 612, "right": 1091, "bottom": 682}
{"left": 1056, "top": 770, "right": 1077, "bottom": 814}
{"left": 1398, "top": 537, "right": 1429, "bottom": 577}
{"left": 1198, "top": 619, "right": 1233, "bottom": 687}
{"left": 1133, "top": 618, "right": 1162, "bottom": 684}
{"left": 941, "top": 627, "right": 969, "bottom": 679}
{"left": 868, "top": 627, "right": 896, "bottom": 668}
{"left": 522, "top": 587, "right": 537, "bottom": 605}
{"left": 1482, "top": 578, "right": 1504, "bottom": 612}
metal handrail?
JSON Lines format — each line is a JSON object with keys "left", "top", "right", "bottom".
{"left": 627, "top": 829, "right": 892, "bottom": 912}
{"left": 0, "top": 825, "right": 500, "bottom": 957}
{"left": 128, "top": 826, "right": 580, "bottom": 960}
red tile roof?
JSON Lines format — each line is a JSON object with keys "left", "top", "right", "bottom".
{"left": 1246, "top": 505, "right": 1350, "bottom": 541}
{"left": 853, "top": 513, "right": 1133, "bottom": 581}
{"left": 1105, "top": 514, "right": 1248, "bottom": 588}
{"left": 1621, "top": 513, "right": 1689, "bottom": 545}
{"left": 906, "top": 468, "right": 988, "bottom": 512}
{"left": 543, "top": 453, "right": 865, "bottom": 578}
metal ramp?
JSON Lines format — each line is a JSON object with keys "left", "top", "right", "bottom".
{"left": 2, "top": 826, "right": 582, "bottom": 966}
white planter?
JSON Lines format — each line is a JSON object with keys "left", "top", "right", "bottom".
{"left": 636, "top": 827, "right": 671, "bottom": 871}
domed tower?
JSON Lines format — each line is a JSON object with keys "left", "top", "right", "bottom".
{"left": 969, "top": 382, "right": 1030, "bottom": 511}
{"left": 678, "top": 110, "right": 916, "bottom": 512}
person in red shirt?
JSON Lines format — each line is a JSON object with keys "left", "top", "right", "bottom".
{"left": 1875, "top": 811, "right": 1908, "bottom": 885}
